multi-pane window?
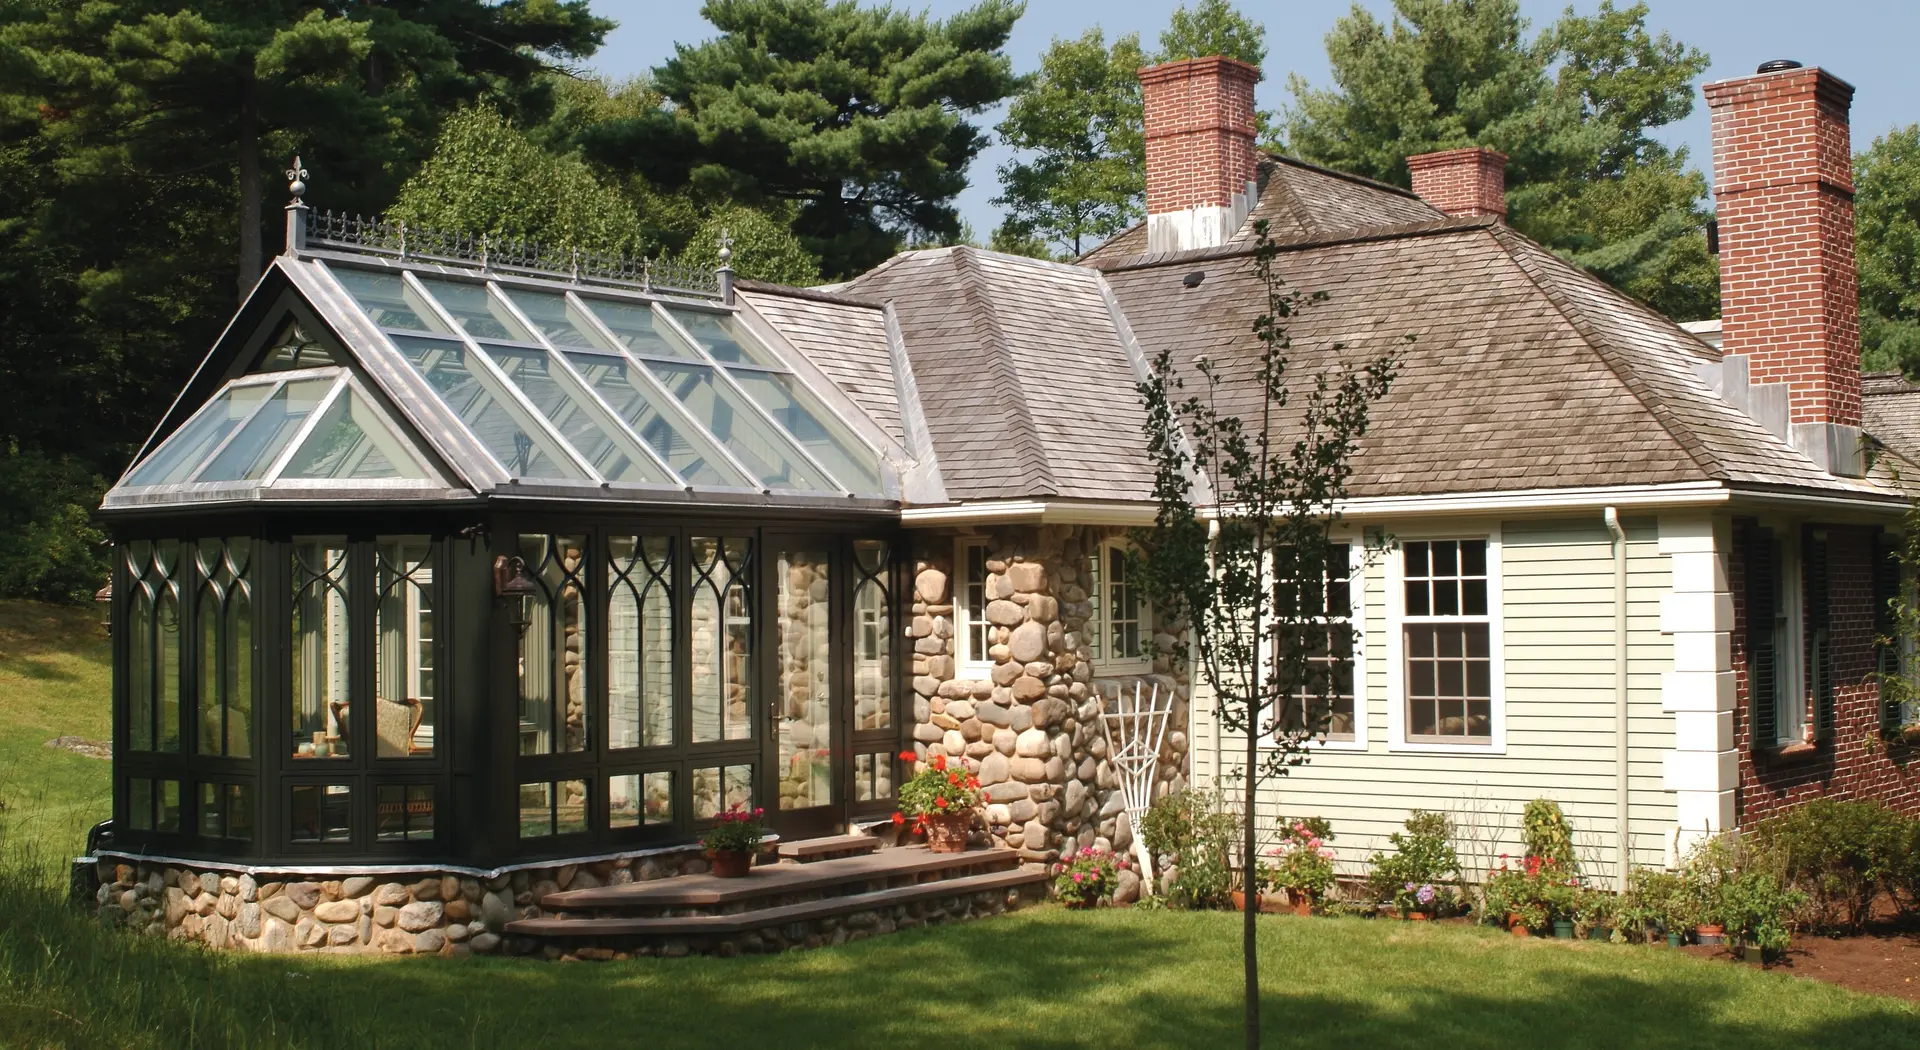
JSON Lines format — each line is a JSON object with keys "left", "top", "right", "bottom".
{"left": 194, "top": 539, "right": 253, "bottom": 758}
{"left": 1276, "top": 543, "right": 1355, "bottom": 740}
{"left": 1402, "top": 540, "right": 1492, "bottom": 743}
{"left": 518, "top": 534, "right": 591, "bottom": 755}
{"left": 958, "top": 541, "right": 991, "bottom": 668}
{"left": 1087, "top": 541, "right": 1151, "bottom": 668}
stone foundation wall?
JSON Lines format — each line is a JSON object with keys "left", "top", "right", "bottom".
{"left": 93, "top": 848, "right": 713, "bottom": 956}
{"left": 909, "top": 525, "right": 1191, "bottom": 875}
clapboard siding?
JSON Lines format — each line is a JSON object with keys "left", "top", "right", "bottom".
{"left": 1190, "top": 517, "right": 1678, "bottom": 879}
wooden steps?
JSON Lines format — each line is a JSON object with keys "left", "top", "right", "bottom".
{"left": 776, "top": 833, "right": 879, "bottom": 862}
{"left": 501, "top": 845, "right": 1048, "bottom": 959}
{"left": 507, "top": 868, "right": 1045, "bottom": 937}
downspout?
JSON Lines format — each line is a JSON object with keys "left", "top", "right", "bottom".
{"left": 1603, "top": 507, "right": 1630, "bottom": 891}
{"left": 1208, "top": 518, "right": 1223, "bottom": 793}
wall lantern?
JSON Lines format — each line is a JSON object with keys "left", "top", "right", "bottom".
{"left": 492, "top": 555, "right": 539, "bottom": 637}
{"left": 94, "top": 581, "right": 112, "bottom": 637}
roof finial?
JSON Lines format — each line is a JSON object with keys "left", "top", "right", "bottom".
{"left": 716, "top": 227, "right": 733, "bottom": 266}
{"left": 286, "top": 155, "right": 308, "bottom": 205}
{"left": 716, "top": 226, "right": 735, "bottom": 305}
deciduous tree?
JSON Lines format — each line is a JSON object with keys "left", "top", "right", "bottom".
{"left": 1856, "top": 125, "right": 1920, "bottom": 374}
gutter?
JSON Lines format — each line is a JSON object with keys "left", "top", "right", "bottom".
{"left": 1604, "top": 507, "right": 1631, "bottom": 892}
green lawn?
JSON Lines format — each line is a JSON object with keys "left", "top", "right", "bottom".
{"left": 0, "top": 599, "right": 1915, "bottom": 1049}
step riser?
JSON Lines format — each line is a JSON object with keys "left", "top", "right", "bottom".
{"left": 502, "top": 883, "right": 1047, "bottom": 961}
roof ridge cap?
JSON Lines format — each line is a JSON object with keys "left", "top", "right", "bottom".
{"left": 1087, "top": 215, "right": 1495, "bottom": 273}
{"left": 1260, "top": 161, "right": 1323, "bottom": 237}
{"left": 951, "top": 248, "right": 1060, "bottom": 496}
{"left": 1489, "top": 225, "right": 1725, "bottom": 481}
{"left": 735, "top": 280, "right": 885, "bottom": 310}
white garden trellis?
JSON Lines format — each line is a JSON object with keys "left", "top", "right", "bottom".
{"left": 1100, "top": 681, "right": 1175, "bottom": 894}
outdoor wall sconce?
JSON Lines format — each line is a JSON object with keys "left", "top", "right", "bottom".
{"left": 492, "top": 555, "right": 539, "bottom": 637}
{"left": 94, "top": 582, "right": 112, "bottom": 637}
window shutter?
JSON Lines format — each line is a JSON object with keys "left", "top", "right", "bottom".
{"left": 1747, "top": 525, "right": 1777, "bottom": 749}
{"left": 1875, "top": 532, "right": 1904, "bottom": 736}
{"left": 1806, "top": 527, "right": 1834, "bottom": 740}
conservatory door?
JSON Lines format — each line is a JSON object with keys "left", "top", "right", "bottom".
{"left": 767, "top": 540, "right": 839, "bottom": 837}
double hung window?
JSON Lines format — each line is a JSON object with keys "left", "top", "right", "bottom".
{"left": 1087, "top": 540, "right": 1152, "bottom": 672}
{"left": 1400, "top": 539, "right": 1493, "bottom": 745}
{"left": 1275, "top": 543, "right": 1356, "bottom": 742}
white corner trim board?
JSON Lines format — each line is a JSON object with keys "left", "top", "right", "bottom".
{"left": 1656, "top": 515, "right": 1737, "bottom": 865}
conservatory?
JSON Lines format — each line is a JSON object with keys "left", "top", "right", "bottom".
{"left": 97, "top": 211, "right": 912, "bottom": 872}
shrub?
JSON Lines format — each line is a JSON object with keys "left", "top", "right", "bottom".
{"left": 1481, "top": 854, "right": 1577, "bottom": 930}
{"left": 1713, "top": 871, "right": 1806, "bottom": 955}
{"left": 1369, "top": 810, "right": 1462, "bottom": 910}
{"left": 0, "top": 447, "right": 109, "bottom": 603}
{"left": 1141, "top": 790, "right": 1239, "bottom": 909}
{"left": 1263, "top": 818, "right": 1338, "bottom": 901}
{"left": 1521, "top": 798, "right": 1578, "bottom": 875}
{"left": 1615, "top": 868, "right": 1685, "bottom": 942}
{"left": 1572, "top": 886, "right": 1617, "bottom": 938}
{"left": 1053, "top": 846, "right": 1124, "bottom": 908}
{"left": 1750, "top": 798, "right": 1912, "bottom": 932}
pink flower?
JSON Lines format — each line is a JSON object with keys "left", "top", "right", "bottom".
{"left": 1073, "top": 872, "right": 1084, "bottom": 883}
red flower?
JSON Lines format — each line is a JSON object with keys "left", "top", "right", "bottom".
{"left": 935, "top": 796, "right": 949, "bottom": 809}
{"left": 891, "top": 812, "right": 905, "bottom": 826}
{"left": 931, "top": 754, "right": 947, "bottom": 771}
{"left": 965, "top": 775, "right": 980, "bottom": 789}
{"left": 948, "top": 772, "right": 962, "bottom": 786}
{"left": 898, "top": 750, "right": 916, "bottom": 762}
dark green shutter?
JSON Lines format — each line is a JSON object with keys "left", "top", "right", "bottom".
{"left": 1805, "top": 527, "right": 1834, "bottom": 740}
{"left": 1747, "top": 525, "right": 1777, "bottom": 749}
{"left": 1875, "top": 532, "right": 1904, "bottom": 736}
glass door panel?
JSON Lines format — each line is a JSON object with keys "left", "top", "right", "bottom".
{"left": 775, "top": 549, "right": 833, "bottom": 812}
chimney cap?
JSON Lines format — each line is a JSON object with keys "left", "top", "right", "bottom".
{"left": 1756, "top": 59, "right": 1803, "bottom": 74}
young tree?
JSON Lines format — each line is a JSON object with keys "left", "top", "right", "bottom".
{"left": 1856, "top": 125, "right": 1920, "bottom": 375}
{"left": 586, "top": 0, "right": 1024, "bottom": 279}
{"left": 1131, "top": 222, "right": 1398, "bottom": 1048}
{"left": 1157, "top": 0, "right": 1267, "bottom": 71}
{"left": 992, "top": 30, "right": 1146, "bottom": 258}
{"left": 1283, "top": 0, "right": 1716, "bottom": 321}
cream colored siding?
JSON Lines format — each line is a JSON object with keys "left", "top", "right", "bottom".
{"left": 1190, "top": 517, "right": 1677, "bottom": 878}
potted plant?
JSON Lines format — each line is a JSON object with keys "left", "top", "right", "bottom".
{"left": 1268, "top": 819, "right": 1338, "bottom": 916}
{"left": 1615, "top": 869, "right": 1680, "bottom": 944}
{"left": 1053, "top": 847, "right": 1124, "bottom": 908}
{"left": 1717, "top": 871, "right": 1804, "bottom": 963}
{"left": 1393, "top": 882, "right": 1439, "bottom": 920}
{"left": 700, "top": 803, "right": 766, "bottom": 878}
{"left": 1573, "top": 887, "right": 1616, "bottom": 941}
{"left": 893, "top": 750, "right": 984, "bottom": 853}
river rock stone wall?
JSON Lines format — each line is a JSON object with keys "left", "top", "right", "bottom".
{"left": 93, "top": 847, "right": 713, "bottom": 956}
{"left": 909, "top": 525, "right": 1190, "bottom": 885}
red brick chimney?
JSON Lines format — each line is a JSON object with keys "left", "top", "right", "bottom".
{"left": 1138, "top": 56, "right": 1260, "bottom": 253}
{"left": 1406, "top": 147, "right": 1508, "bottom": 218}
{"left": 1705, "top": 60, "right": 1861, "bottom": 471}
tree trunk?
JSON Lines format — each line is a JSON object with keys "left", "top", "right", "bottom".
{"left": 1243, "top": 691, "right": 1260, "bottom": 1049}
{"left": 236, "top": 72, "right": 261, "bottom": 301}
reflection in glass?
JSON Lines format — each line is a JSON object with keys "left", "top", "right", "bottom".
{"left": 518, "top": 535, "right": 589, "bottom": 754}
{"left": 129, "top": 778, "right": 153, "bottom": 831}
{"left": 330, "top": 268, "right": 452, "bottom": 333}
{"left": 393, "top": 335, "right": 584, "bottom": 479}
{"left": 853, "top": 540, "right": 891, "bottom": 731}
{"left": 647, "top": 361, "right": 833, "bottom": 491}
{"left": 291, "top": 540, "right": 350, "bottom": 760}
{"left": 665, "top": 307, "right": 780, "bottom": 368}
{"left": 608, "top": 536, "right": 673, "bottom": 749}
{"left": 194, "top": 538, "right": 252, "bottom": 758}
{"left": 777, "top": 550, "right": 832, "bottom": 810}
{"left": 582, "top": 299, "right": 695, "bottom": 358}
{"left": 484, "top": 346, "right": 667, "bottom": 482}
{"left": 157, "top": 584, "right": 181, "bottom": 753}
{"left": 503, "top": 289, "right": 617, "bottom": 350}
{"left": 519, "top": 780, "right": 588, "bottom": 838}
{"left": 290, "top": 783, "right": 351, "bottom": 843}
{"left": 376, "top": 538, "right": 434, "bottom": 758}
{"left": 691, "top": 537, "right": 752, "bottom": 743}
{"left": 196, "top": 377, "right": 335, "bottom": 482}
{"left": 375, "top": 784, "right": 436, "bottom": 841}
{"left": 124, "top": 384, "right": 276, "bottom": 486}
{"left": 280, "top": 388, "right": 431, "bottom": 480}
{"left": 412, "top": 277, "right": 535, "bottom": 342}
{"left": 692, "top": 764, "right": 754, "bottom": 820}
{"left": 564, "top": 352, "right": 743, "bottom": 486}
{"left": 609, "top": 771, "right": 673, "bottom": 829}
{"left": 854, "top": 752, "right": 895, "bottom": 802}
{"left": 727, "top": 369, "right": 882, "bottom": 493}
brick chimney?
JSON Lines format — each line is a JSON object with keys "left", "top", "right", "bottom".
{"left": 1705, "top": 60, "right": 1862, "bottom": 474}
{"left": 1138, "top": 56, "right": 1260, "bottom": 253}
{"left": 1406, "top": 147, "right": 1508, "bottom": 218}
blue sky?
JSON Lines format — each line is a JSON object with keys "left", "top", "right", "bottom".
{"left": 584, "top": 1, "right": 1920, "bottom": 237}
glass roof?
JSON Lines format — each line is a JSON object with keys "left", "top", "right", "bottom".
{"left": 320, "top": 263, "right": 888, "bottom": 496}
{"left": 119, "top": 368, "right": 437, "bottom": 493}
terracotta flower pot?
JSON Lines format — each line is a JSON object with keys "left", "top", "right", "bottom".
{"left": 708, "top": 849, "right": 752, "bottom": 878}
{"left": 923, "top": 810, "right": 971, "bottom": 853}
{"left": 1293, "top": 896, "right": 1315, "bottom": 917}
{"left": 1406, "top": 911, "right": 1430, "bottom": 922}
{"left": 1509, "top": 913, "right": 1531, "bottom": 937}
{"left": 1695, "top": 924, "right": 1725, "bottom": 946}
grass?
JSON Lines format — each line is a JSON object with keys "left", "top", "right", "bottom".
{"left": 0, "top": 598, "right": 1916, "bottom": 1049}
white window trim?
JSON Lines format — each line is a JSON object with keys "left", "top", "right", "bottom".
{"left": 1769, "top": 524, "right": 1807, "bottom": 746}
{"left": 1262, "top": 538, "right": 1368, "bottom": 752}
{"left": 953, "top": 537, "right": 994, "bottom": 676}
{"left": 1385, "top": 524, "right": 1506, "bottom": 754}
{"left": 1089, "top": 537, "right": 1154, "bottom": 676}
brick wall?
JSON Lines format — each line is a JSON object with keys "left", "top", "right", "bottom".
{"left": 1729, "top": 520, "right": 1920, "bottom": 825}
{"left": 1706, "top": 66, "right": 1861, "bottom": 428}
{"left": 1406, "top": 148, "right": 1507, "bottom": 218}
{"left": 1138, "top": 57, "right": 1258, "bottom": 217}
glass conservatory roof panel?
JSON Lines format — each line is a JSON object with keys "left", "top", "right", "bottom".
{"left": 482, "top": 344, "right": 670, "bottom": 484}
{"left": 279, "top": 385, "right": 434, "bottom": 481}
{"left": 123, "top": 381, "right": 277, "bottom": 486}
{"left": 391, "top": 335, "right": 587, "bottom": 480}
{"left": 195, "top": 377, "right": 336, "bottom": 482}
{"left": 412, "top": 276, "right": 536, "bottom": 343}
{"left": 644, "top": 360, "right": 836, "bottom": 492}
{"left": 580, "top": 298, "right": 696, "bottom": 360}
{"left": 727, "top": 369, "right": 883, "bottom": 494}
{"left": 501, "top": 288, "right": 618, "bottom": 352}
{"left": 563, "top": 352, "right": 748, "bottom": 487}
{"left": 664, "top": 307, "right": 782, "bottom": 369}
{"left": 330, "top": 268, "right": 453, "bottom": 334}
